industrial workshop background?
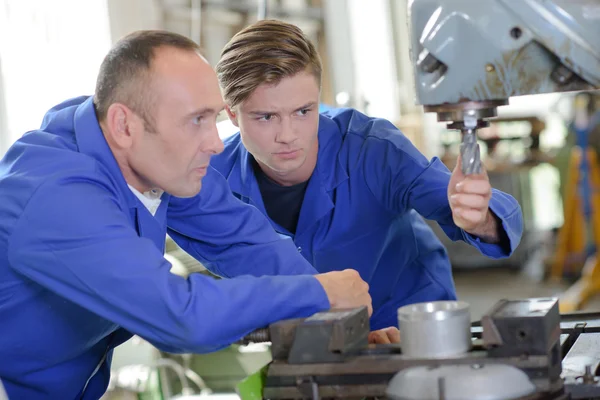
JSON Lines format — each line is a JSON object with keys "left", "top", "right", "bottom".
{"left": 0, "top": 0, "right": 598, "bottom": 399}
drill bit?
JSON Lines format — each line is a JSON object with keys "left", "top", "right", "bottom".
{"left": 459, "top": 113, "right": 482, "bottom": 175}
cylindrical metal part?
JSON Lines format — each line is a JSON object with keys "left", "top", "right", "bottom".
{"left": 397, "top": 301, "right": 471, "bottom": 359}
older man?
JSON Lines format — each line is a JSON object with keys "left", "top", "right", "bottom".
{"left": 0, "top": 30, "right": 371, "bottom": 399}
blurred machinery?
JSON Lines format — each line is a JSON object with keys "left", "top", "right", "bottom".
{"left": 550, "top": 93, "right": 600, "bottom": 312}
{"left": 246, "top": 298, "right": 600, "bottom": 399}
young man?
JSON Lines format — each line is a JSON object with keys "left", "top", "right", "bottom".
{"left": 212, "top": 20, "right": 523, "bottom": 333}
{"left": 0, "top": 31, "right": 372, "bottom": 399}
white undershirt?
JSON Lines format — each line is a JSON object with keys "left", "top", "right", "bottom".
{"left": 128, "top": 185, "right": 163, "bottom": 216}
{"left": 0, "top": 379, "right": 7, "bottom": 400}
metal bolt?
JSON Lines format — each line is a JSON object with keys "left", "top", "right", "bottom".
{"left": 510, "top": 27, "right": 523, "bottom": 39}
{"left": 551, "top": 64, "right": 575, "bottom": 85}
{"left": 239, "top": 328, "right": 270, "bottom": 344}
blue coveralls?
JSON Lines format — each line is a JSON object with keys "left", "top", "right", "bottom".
{"left": 211, "top": 108, "right": 524, "bottom": 330}
{"left": 0, "top": 96, "right": 330, "bottom": 399}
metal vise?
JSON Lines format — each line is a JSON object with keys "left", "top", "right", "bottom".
{"left": 246, "top": 298, "right": 600, "bottom": 399}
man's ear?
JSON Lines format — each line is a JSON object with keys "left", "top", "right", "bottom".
{"left": 104, "top": 103, "right": 140, "bottom": 149}
{"left": 225, "top": 105, "right": 239, "bottom": 127}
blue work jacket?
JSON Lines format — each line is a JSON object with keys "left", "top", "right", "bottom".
{"left": 0, "top": 96, "right": 330, "bottom": 399}
{"left": 212, "top": 108, "right": 524, "bottom": 330}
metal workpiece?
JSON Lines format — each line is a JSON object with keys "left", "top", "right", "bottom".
{"left": 408, "top": 0, "right": 600, "bottom": 109}
{"left": 398, "top": 300, "right": 471, "bottom": 359}
{"left": 386, "top": 364, "right": 537, "bottom": 400}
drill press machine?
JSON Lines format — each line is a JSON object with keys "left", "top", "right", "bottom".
{"left": 408, "top": 0, "right": 600, "bottom": 174}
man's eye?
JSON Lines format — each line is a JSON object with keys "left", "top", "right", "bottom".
{"left": 258, "top": 114, "right": 273, "bottom": 122}
{"left": 297, "top": 109, "right": 310, "bottom": 116}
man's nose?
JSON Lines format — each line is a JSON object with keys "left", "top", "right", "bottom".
{"left": 206, "top": 122, "right": 225, "bottom": 155}
{"left": 275, "top": 118, "right": 296, "bottom": 144}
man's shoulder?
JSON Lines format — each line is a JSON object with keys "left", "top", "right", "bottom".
{"left": 0, "top": 132, "right": 114, "bottom": 209}
{"left": 321, "top": 108, "right": 409, "bottom": 148}
{"left": 320, "top": 108, "right": 416, "bottom": 170}
{"left": 4, "top": 129, "right": 90, "bottom": 173}
{"left": 0, "top": 132, "right": 117, "bottom": 245}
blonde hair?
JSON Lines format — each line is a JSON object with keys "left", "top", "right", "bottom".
{"left": 216, "top": 19, "right": 322, "bottom": 108}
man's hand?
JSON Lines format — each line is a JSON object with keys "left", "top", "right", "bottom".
{"left": 448, "top": 155, "right": 500, "bottom": 243}
{"left": 314, "top": 269, "right": 373, "bottom": 316}
{"left": 368, "top": 327, "right": 400, "bottom": 344}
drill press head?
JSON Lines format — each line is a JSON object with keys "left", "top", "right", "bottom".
{"left": 427, "top": 100, "right": 504, "bottom": 134}
{"left": 409, "top": 0, "right": 600, "bottom": 132}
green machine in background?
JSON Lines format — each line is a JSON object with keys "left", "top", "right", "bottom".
{"left": 104, "top": 236, "right": 270, "bottom": 400}
{"left": 158, "top": 237, "right": 272, "bottom": 398}
{"left": 158, "top": 345, "right": 270, "bottom": 397}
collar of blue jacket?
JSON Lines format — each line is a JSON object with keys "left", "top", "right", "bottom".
{"left": 0, "top": 96, "right": 331, "bottom": 399}
{"left": 211, "top": 108, "right": 524, "bottom": 330}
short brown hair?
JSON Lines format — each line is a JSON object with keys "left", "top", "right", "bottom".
{"left": 216, "top": 20, "right": 322, "bottom": 108}
{"left": 94, "top": 30, "right": 201, "bottom": 128}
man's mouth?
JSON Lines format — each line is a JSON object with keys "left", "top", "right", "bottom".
{"left": 194, "top": 165, "right": 209, "bottom": 174}
{"left": 274, "top": 149, "right": 299, "bottom": 155}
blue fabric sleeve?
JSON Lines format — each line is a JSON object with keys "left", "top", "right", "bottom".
{"left": 359, "top": 117, "right": 523, "bottom": 258}
{"left": 7, "top": 176, "right": 330, "bottom": 354}
{"left": 167, "top": 166, "right": 319, "bottom": 278}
